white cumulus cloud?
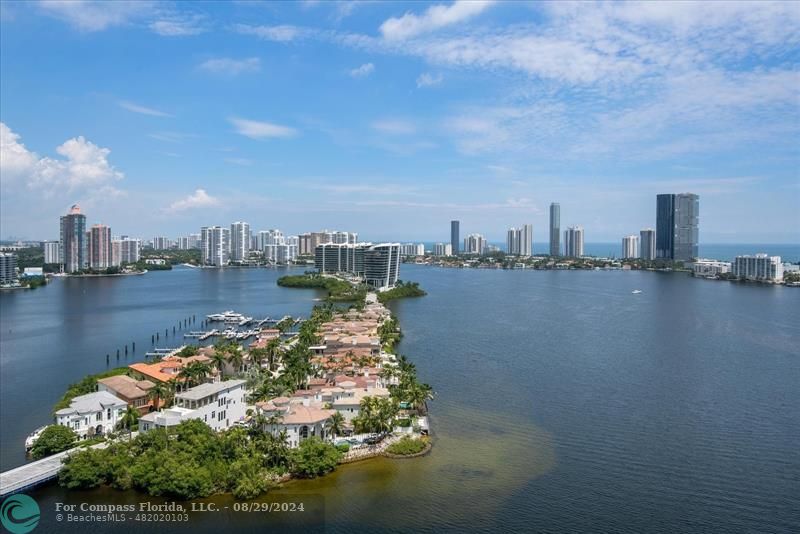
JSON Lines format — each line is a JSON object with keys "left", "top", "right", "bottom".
{"left": 167, "top": 189, "right": 219, "bottom": 212}
{"left": 229, "top": 117, "right": 297, "bottom": 139}
{"left": 349, "top": 63, "right": 375, "bottom": 78}
{"left": 416, "top": 72, "right": 443, "bottom": 87}
{"left": 0, "top": 122, "right": 124, "bottom": 193}
{"left": 380, "top": 0, "right": 495, "bottom": 40}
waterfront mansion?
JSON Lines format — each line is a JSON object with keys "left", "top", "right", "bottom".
{"left": 139, "top": 379, "right": 247, "bottom": 433}
{"left": 54, "top": 391, "right": 128, "bottom": 439}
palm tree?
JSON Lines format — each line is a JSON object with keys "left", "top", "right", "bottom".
{"left": 406, "top": 382, "right": 435, "bottom": 414}
{"left": 210, "top": 350, "right": 227, "bottom": 379}
{"left": 327, "top": 411, "right": 345, "bottom": 438}
{"left": 179, "top": 361, "right": 211, "bottom": 387}
{"left": 249, "top": 348, "right": 267, "bottom": 369}
{"left": 265, "top": 338, "right": 282, "bottom": 371}
{"left": 119, "top": 405, "right": 139, "bottom": 438}
{"left": 147, "top": 382, "right": 169, "bottom": 410}
{"left": 227, "top": 349, "right": 244, "bottom": 376}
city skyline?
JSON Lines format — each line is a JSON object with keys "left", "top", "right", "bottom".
{"left": 1, "top": 2, "right": 798, "bottom": 243}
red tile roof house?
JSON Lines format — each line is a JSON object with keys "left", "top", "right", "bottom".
{"left": 128, "top": 354, "right": 218, "bottom": 387}
{"left": 97, "top": 375, "right": 158, "bottom": 415}
{"left": 255, "top": 396, "right": 335, "bottom": 448}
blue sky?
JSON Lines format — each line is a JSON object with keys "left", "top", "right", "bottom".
{"left": 1, "top": 0, "right": 798, "bottom": 243}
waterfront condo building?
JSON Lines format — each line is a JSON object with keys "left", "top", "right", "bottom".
{"left": 564, "top": 226, "right": 584, "bottom": 257}
{"left": 399, "top": 243, "right": 425, "bottom": 256}
{"left": 88, "top": 224, "right": 112, "bottom": 269}
{"left": 59, "top": 204, "right": 87, "bottom": 273}
{"left": 550, "top": 203, "right": 561, "bottom": 256}
{"left": 656, "top": 193, "right": 699, "bottom": 261}
{"left": 0, "top": 253, "right": 18, "bottom": 285}
{"left": 434, "top": 243, "right": 452, "bottom": 256}
{"left": 315, "top": 242, "right": 401, "bottom": 289}
{"left": 201, "top": 226, "right": 230, "bottom": 266}
{"left": 43, "top": 241, "right": 60, "bottom": 264}
{"left": 463, "top": 233, "right": 486, "bottom": 255}
{"left": 691, "top": 259, "right": 732, "bottom": 278}
{"left": 119, "top": 238, "right": 141, "bottom": 264}
{"left": 622, "top": 235, "right": 640, "bottom": 259}
{"left": 507, "top": 224, "right": 533, "bottom": 256}
{"left": 230, "top": 221, "right": 251, "bottom": 262}
{"left": 151, "top": 236, "right": 171, "bottom": 250}
{"left": 451, "top": 220, "right": 460, "bottom": 255}
{"left": 640, "top": 228, "right": 656, "bottom": 261}
{"left": 54, "top": 391, "right": 127, "bottom": 439}
{"left": 732, "top": 254, "right": 784, "bottom": 282}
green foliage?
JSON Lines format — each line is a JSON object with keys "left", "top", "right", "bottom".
{"left": 31, "top": 425, "right": 77, "bottom": 459}
{"left": 140, "top": 248, "right": 201, "bottom": 266}
{"left": 784, "top": 270, "right": 800, "bottom": 283}
{"left": 386, "top": 436, "right": 427, "bottom": 456}
{"left": 277, "top": 274, "right": 367, "bottom": 303}
{"left": 177, "top": 345, "right": 199, "bottom": 357}
{"left": 352, "top": 397, "right": 398, "bottom": 434}
{"left": 12, "top": 246, "right": 44, "bottom": 269}
{"left": 336, "top": 443, "right": 350, "bottom": 453}
{"left": 58, "top": 447, "right": 108, "bottom": 488}
{"left": 53, "top": 367, "right": 130, "bottom": 412}
{"left": 376, "top": 280, "right": 427, "bottom": 303}
{"left": 290, "top": 437, "right": 342, "bottom": 478}
{"left": 59, "top": 419, "right": 295, "bottom": 500}
{"left": 21, "top": 276, "right": 47, "bottom": 289}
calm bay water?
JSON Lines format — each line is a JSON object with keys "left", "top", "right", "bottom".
{"left": 1, "top": 265, "right": 799, "bottom": 533}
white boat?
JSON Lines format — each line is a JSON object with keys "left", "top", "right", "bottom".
{"left": 25, "top": 425, "right": 48, "bottom": 451}
{"left": 632, "top": 289, "right": 643, "bottom": 294}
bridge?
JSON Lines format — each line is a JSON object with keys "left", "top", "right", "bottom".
{"left": 0, "top": 436, "right": 131, "bottom": 497}
{"left": 0, "top": 449, "right": 71, "bottom": 497}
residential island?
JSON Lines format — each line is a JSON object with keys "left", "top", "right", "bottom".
{"left": 18, "top": 276, "right": 432, "bottom": 500}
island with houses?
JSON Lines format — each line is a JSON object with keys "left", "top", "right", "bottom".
{"left": 11, "top": 285, "right": 432, "bottom": 500}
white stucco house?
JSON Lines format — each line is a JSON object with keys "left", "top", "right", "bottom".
{"left": 54, "top": 391, "right": 127, "bottom": 439}
{"left": 139, "top": 406, "right": 198, "bottom": 432}
{"left": 174, "top": 379, "right": 247, "bottom": 431}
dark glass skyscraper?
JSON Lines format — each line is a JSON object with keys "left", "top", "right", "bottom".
{"left": 656, "top": 193, "right": 699, "bottom": 261}
{"left": 451, "top": 220, "right": 460, "bottom": 255}
{"left": 59, "top": 204, "right": 87, "bottom": 273}
{"left": 549, "top": 202, "right": 560, "bottom": 256}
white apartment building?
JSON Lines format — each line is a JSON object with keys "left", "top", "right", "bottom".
{"left": 230, "top": 221, "right": 251, "bottom": 262}
{"left": 463, "top": 234, "right": 486, "bottom": 255}
{"left": 201, "top": 226, "right": 230, "bottom": 267}
{"left": 43, "top": 241, "right": 60, "bottom": 264}
{"left": 622, "top": 235, "right": 640, "bottom": 259}
{"left": 434, "top": 243, "right": 452, "bottom": 256}
{"left": 54, "top": 391, "right": 127, "bottom": 439}
{"left": 506, "top": 224, "right": 533, "bottom": 256}
{"left": 120, "top": 238, "right": 141, "bottom": 264}
{"left": 564, "top": 226, "right": 584, "bottom": 257}
{"left": 692, "top": 259, "right": 732, "bottom": 278}
{"left": 732, "top": 254, "right": 784, "bottom": 282}
{"left": 399, "top": 243, "right": 425, "bottom": 256}
{"left": 151, "top": 236, "right": 171, "bottom": 250}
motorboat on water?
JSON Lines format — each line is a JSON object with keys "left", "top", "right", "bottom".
{"left": 25, "top": 425, "right": 48, "bottom": 451}
{"left": 631, "top": 289, "right": 643, "bottom": 294}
